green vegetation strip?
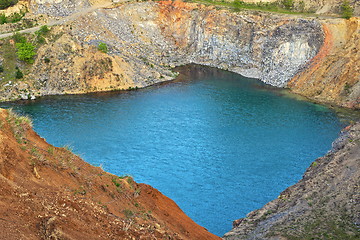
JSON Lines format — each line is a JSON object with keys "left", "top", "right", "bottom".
{"left": 188, "top": 0, "right": 315, "bottom": 15}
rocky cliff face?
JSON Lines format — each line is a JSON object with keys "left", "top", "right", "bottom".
{"left": 0, "top": 1, "right": 359, "bottom": 108}
{"left": 224, "top": 123, "right": 360, "bottom": 239}
{"left": 288, "top": 18, "right": 360, "bottom": 109}
{"left": 6, "top": 0, "right": 322, "bottom": 99}
{"left": 0, "top": 108, "right": 220, "bottom": 239}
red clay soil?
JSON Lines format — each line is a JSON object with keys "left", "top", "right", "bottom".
{"left": 0, "top": 108, "right": 220, "bottom": 240}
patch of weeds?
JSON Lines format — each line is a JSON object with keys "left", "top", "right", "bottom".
{"left": 30, "top": 147, "right": 38, "bottom": 154}
{"left": 6, "top": 108, "right": 32, "bottom": 143}
{"left": 62, "top": 144, "right": 73, "bottom": 152}
{"left": 112, "top": 177, "right": 121, "bottom": 187}
{"left": 73, "top": 186, "right": 86, "bottom": 195}
{"left": 0, "top": 13, "right": 6, "bottom": 24}
{"left": 193, "top": 0, "right": 314, "bottom": 15}
{"left": 8, "top": 11, "right": 24, "bottom": 23}
{"left": 341, "top": 0, "right": 353, "bottom": 19}
{"left": 15, "top": 66, "right": 23, "bottom": 79}
{"left": 47, "top": 147, "right": 54, "bottom": 155}
{"left": 35, "top": 25, "right": 50, "bottom": 45}
{"left": 140, "top": 210, "right": 152, "bottom": 220}
{"left": 123, "top": 209, "right": 134, "bottom": 219}
{"left": 118, "top": 174, "right": 129, "bottom": 179}
{"left": 12, "top": 32, "right": 26, "bottom": 43}
{"left": 311, "top": 162, "right": 318, "bottom": 167}
{"left": 1, "top": 39, "right": 17, "bottom": 82}
{"left": 265, "top": 210, "right": 273, "bottom": 216}
{"left": 0, "top": 8, "right": 26, "bottom": 24}
{"left": 344, "top": 82, "right": 352, "bottom": 94}
{"left": 101, "top": 204, "right": 108, "bottom": 210}
{"left": 36, "top": 25, "right": 50, "bottom": 36}
{"left": 97, "top": 42, "right": 108, "bottom": 54}
{"left": 126, "top": 177, "right": 134, "bottom": 185}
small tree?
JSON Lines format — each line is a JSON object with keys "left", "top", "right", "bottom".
{"left": 0, "top": 13, "right": 7, "bottom": 24}
{"left": 97, "top": 42, "right": 108, "bottom": 53}
{"left": 15, "top": 67, "right": 23, "bottom": 79}
{"left": 341, "top": 0, "right": 353, "bottom": 19}
{"left": 16, "top": 42, "right": 36, "bottom": 63}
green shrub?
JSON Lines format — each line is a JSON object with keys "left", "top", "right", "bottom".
{"left": 123, "top": 209, "right": 134, "bottom": 219}
{"left": 0, "top": 0, "right": 18, "bottom": 10}
{"left": 35, "top": 25, "right": 50, "bottom": 36}
{"left": 37, "top": 36, "right": 45, "bottom": 44}
{"left": 281, "top": 0, "right": 294, "bottom": 10}
{"left": 16, "top": 42, "right": 36, "bottom": 63}
{"left": 0, "top": 64, "right": 3, "bottom": 73}
{"left": 6, "top": 108, "right": 32, "bottom": 142}
{"left": 15, "top": 66, "right": 23, "bottom": 79}
{"left": 112, "top": 178, "right": 121, "bottom": 187}
{"left": 341, "top": 0, "right": 353, "bottom": 19}
{"left": 0, "top": 13, "right": 7, "bottom": 24}
{"left": 8, "top": 11, "right": 23, "bottom": 23}
{"left": 97, "top": 42, "right": 108, "bottom": 53}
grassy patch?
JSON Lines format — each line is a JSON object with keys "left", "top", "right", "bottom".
{"left": 6, "top": 108, "right": 32, "bottom": 143}
{"left": 123, "top": 209, "right": 134, "bottom": 219}
{"left": 0, "top": 40, "right": 18, "bottom": 83}
{"left": 97, "top": 42, "right": 108, "bottom": 54}
{"left": 62, "top": 144, "right": 73, "bottom": 152}
{"left": 189, "top": 0, "right": 315, "bottom": 15}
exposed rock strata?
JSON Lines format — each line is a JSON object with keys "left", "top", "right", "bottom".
{"left": 223, "top": 122, "right": 360, "bottom": 239}
{"left": 1, "top": 0, "right": 359, "bottom": 107}
{"left": 0, "top": 0, "right": 324, "bottom": 100}
{"left": 24, "top": 1, "right": 360, "bottom": 108}
{"left": 288, "top": 18, "right": 360, "bottom": 109}
{"left": 36, "top": 1, "right": 323, "bottom": 87}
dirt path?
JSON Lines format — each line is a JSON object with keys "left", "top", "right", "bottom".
{"left": 0, "top": 1, "right": 115, "bottom": 39}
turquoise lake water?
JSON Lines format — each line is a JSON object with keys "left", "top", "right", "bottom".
{"left": 4, "top": 65, "right": 345, "bottom": 236}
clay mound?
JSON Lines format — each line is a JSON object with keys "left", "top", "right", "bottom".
{"left": 0, "top": 108, "right": 220, "bottom": 240}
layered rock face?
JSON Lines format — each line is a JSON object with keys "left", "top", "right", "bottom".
{"left": 1, "top": 1, "right": 359, "bottom": 108}
{"left": 224, "top": 123, "right": 360, "bottom": 239}
{"left": 25, "top": 0, "right": 323, "bottom": 98}
{"left": 288, "top": 18, "right": 360, "bottom": 109}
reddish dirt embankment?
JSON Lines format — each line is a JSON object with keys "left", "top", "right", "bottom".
{"left": 288, "top": 18, "right": 360, "bottom": 109}
{"left": 0, "top": 108, "right": 220, "bottom": 240}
